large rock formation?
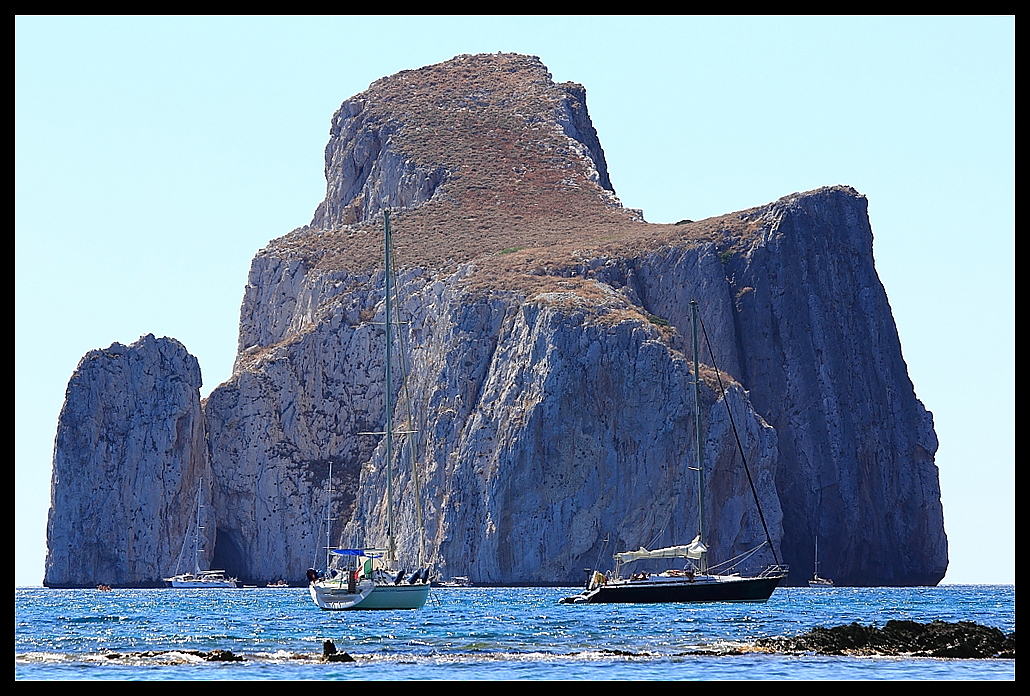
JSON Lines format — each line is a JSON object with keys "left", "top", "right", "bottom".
{"left": 44, "top": 335, "right": 209, "bottom": 587}
{"left": 723, "top": 191, "right": 947, "bottom": 585}
{"left": 45, "top": 53, "right": 947, "bottom": 587}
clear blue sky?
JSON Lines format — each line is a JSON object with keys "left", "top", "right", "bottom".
{"left": 16, "top": 16, "right": 1013, "bottom": 586}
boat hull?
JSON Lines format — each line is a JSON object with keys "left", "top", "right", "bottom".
{"left": 166, "top": 578, "right": 238, "bottom": 588}
{"left": 163, "top": 572, "right": 237, "bottom": 588}
{"left": 583, "top": 574, "right": 785, "bottom": 604}
{"left": 310, "top": 581, "right": 429, "bottom": 610}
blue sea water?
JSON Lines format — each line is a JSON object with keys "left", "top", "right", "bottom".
{"left": 15, "top": 585, "right": 1014, "bottom": 680}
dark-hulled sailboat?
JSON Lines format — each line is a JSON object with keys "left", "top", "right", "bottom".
{"left": 561, "top": 301, "right": 787, "bottom": 604}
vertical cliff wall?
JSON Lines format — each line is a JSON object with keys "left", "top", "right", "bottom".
{"left": 724, "top": 190, "right": 947, "bottom": 584}
{"left": 208, "top": 260, "right": 783, "bottom": 584}
{"left": 569, "top": 190, "right": 948, "bottom": 584}
{"left": 44, "top": 335, "right": 209, "bottom": 587}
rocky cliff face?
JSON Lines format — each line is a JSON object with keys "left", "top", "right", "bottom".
{"left": 44, "top": 335, "right": 209, "bottom": 587}
{"left": 723, "top": 191, "right": 947, "bottom": 584}
{"left": 308, "top": 53, "right": 617, "bottom": 230}
{"left": 46, "top": 53, "right": 947, "bottom": 587}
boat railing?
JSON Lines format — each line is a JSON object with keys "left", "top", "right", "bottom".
{"left": 759, "top": 564, "right": 789, "bottom": 578}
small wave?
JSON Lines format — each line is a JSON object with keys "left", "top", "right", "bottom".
{"left": 16, "top": 647, "right": 700, "bottom": 668}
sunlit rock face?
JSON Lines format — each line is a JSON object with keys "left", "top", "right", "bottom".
{"left": 44, "top": 335, "right": 209, "bottom": 587}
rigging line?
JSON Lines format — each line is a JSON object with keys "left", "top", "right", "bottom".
{"left": 707, "top": 541, "right": 768, "bottom": 573}
{"left": 645, "top": 525, "right": 668, "bottom": 551}
{"left": 396, "top": 324, "right": 426, "bottom": 568}
{"left": 697, "top": 312, "right": 781, "bottom": 567}
{"left": 173, "top": 487, "right": 200, "bottom": 576}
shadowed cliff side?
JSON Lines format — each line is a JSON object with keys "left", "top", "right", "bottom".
{"left": 722, "top": 190, "right": 947, "bottom": 584}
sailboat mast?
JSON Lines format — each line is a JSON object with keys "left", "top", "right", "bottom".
{"left": 384, "top": 210, "right": 396, "bottom": 565}
{"left": 691, "top": 300, "right": 707, "bottom": 574}
{"left": 193, "top": 480, "right": 203, "bottom": 575}
{"left": 324, "top": 461, "right": 333, "bottom": 572}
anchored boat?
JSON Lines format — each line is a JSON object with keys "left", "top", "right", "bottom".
{"left": 165, "top": 480, "right": 238, "bottom": 588}
{"left": 562, "top": 301, "right": 787, "bottom": 604}
{"left": 808, "top": 536, "right": 834, "bottom": 588}
{"left": 308, "top": 210, "right": 430, "bottom": 610}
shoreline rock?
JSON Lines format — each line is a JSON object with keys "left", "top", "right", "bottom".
{"left": 756, "top": 620, "right": 1015, "bottom": 659}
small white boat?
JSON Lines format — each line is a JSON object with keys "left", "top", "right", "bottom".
{"left": 808, "top": 536, "right": 834, "bottom": 588}
{"left": 165, "top": 480, "right": 238, "bottom": 588}
{"left": 167, "top": 570, "right": 239, "bottom": 589}
{"left": 438, "top": 576, "right": 472, "bottom": 587}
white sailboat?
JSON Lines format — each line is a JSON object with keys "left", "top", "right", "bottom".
{"left": 438, "top": 576, "right": 472, "bottom": 587}
{"left": 165, "top": 480, "right": 238, "bottom": 588}
{"left": 562, "top": 300, "right": 788, "bottom": 604}
{"left": 808, "top": 536, "right": 834, "bottom": 588}
{"left": 309, "top": 210, "right": 430, "bottom": 610}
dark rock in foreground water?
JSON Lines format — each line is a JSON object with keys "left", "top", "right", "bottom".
{"left": 104, "top": 649, "right": 244, "bottom": 662}
{"left": 321, "top": 639, "right": 355, "bottom": 662}
{"left": 757, "top": 620, "right": 1015, "bottom": 659}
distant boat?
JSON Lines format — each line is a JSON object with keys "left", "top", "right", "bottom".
{"left": 438, "top": 576, "right": 472, "bottom": 587}
{"left": 164, "top": 480, "right": 238, "bottom": 588}
{"left": 808, "top": 536, "right": 834, "bottom": 588}
{"left": 561, "top": 301, "right": 788, "bottom": 604}
{"left": 308, "top": 210, "right": 430, "bottom": 611}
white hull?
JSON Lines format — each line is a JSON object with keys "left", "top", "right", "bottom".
{"left": 310, "top": 580, "right": 429, "bottom": 610}
{"left": 166, "top": 574, "right": 238, "bottom": 588}
{"left": 438, "top": 577, "right": 472, "bottom": 587}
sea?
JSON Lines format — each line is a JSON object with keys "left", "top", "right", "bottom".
{"left": 15, "top": 584, "right": 1014, "bottom": 681}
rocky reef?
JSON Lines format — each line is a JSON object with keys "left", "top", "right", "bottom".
{"left": 757, "top": 620, "right": 1015, "bottom": 659}
{"left": 45, "top": 53, "right": 947, "bottom": 587}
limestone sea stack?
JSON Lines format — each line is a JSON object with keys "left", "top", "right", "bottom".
{"left": 45, "top": 335, "right": 209, "bottom": 587}
{"left": 45, "top": 53, "right": 947, "bottom": 587}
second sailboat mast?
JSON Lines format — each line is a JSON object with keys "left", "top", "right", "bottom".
{"left": 384, "top": 210, "right": 396, "bottom": 565}
{"left": 691, "top": 300, "right": 707, "bottom": 574}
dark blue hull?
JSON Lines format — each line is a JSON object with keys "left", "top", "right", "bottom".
{"left": 585, "top": 574, "right": 785, "bottom": 603}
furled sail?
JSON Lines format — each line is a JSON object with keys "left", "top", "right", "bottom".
{"left": 614, "top": 536, "right": 708, "bottom": 563}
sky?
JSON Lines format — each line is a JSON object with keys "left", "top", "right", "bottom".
{"left": 16, "top": 16, "right": 1013, "bottom": 587}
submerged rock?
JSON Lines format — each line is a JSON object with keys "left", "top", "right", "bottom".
{"left": 104, "top": 649, "right": 244, "bottom": 662}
